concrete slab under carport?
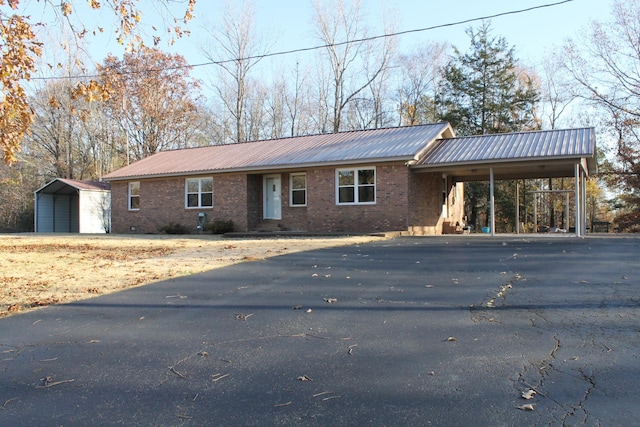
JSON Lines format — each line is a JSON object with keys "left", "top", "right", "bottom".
{"left": 0, "top": 235, "right": 638, "bottom": 426}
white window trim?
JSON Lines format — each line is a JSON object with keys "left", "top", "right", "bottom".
{"left": 185, "top": 177, "right": 214, "bottom": 209}
{"left": 335, "top": 166, "right": 376, "bottom": 205}
{"left": 128, "top": 182, "right": 140, "bottom": 211}
{"left": 289, "top": 172, "right": 307, "bottom": 207}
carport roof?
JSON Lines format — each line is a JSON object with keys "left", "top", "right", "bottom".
{"left": 101, "top": 125, "right": 597, "bottom": 182}
{"left": 413, "top": 127, "right": 596, "bottom": 180}
{"left": 36, "top": 178, "right": 111, "bottom": 195}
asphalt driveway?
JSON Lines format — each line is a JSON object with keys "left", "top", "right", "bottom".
{"left": 1, "top": 235, "right": 639, "bottom": 426}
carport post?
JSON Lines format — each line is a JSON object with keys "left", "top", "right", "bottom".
{"left": 575, "top": 163, "right": 581, "bottom": 237}
{"left": 581, "top": 169, "right": 587, "bottom": 235}
{"left": 490, "top": 167, "right": 495, "bottom": 236}
{"left": 515, "top": 183, "right": 520, "bottom": 234}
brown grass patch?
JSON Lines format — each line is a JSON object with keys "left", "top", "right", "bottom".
{"left": 0, "top": 234, "right": 383, "bottom": 317}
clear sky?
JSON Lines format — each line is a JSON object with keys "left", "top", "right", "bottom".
{"left": 25, "top": 0, "right": 615, "bottom": 83}
{"left": 179, "top": 0, "right": 613, "bottom": 70}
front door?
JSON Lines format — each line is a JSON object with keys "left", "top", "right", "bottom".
{"left": 263, "top": 175, "right": 282, "bottom": 219}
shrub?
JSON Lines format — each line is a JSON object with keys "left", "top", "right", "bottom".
{"left": 159, "top": 222, "right": 188, "bottom": 234}
{"left": 205, "top": 219, "right": 234, "bottom": 234}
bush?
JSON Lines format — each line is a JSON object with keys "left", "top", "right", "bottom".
{"left": 205, "top": 219, "right": 234, "bottom": 234}
{"left": 159, "top": 222, "right": 188, "bottom": 234}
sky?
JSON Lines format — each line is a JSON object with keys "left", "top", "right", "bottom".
{"left": 25, "top": 0, "right": 615, "bottom": 83}
{"left": 173, "top": 0, "right": 614, "bottom": 79}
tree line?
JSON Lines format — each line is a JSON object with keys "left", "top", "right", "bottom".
{"left": 1, "top": 0, "right": 638, "bottom": 233}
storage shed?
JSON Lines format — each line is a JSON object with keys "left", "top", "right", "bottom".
{"left": 34, "top": 179, "right": 111, "bottom": 233}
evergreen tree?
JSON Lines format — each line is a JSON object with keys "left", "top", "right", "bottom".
{"left": 437, "top": 22, "right": 540, "bottom": 231}
{"left": 438, "top": 22, "right": 539, "bottom": 136}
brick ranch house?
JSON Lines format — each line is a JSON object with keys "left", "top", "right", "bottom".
{"left": 102, "top": 123, "right": 597, "bottom": 235}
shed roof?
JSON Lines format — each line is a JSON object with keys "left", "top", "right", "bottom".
{"left": 103, "top": 123, "right": 454, "bottom": 181}
{"left": 36, "top": 178, "right": 111, "bottom": 195}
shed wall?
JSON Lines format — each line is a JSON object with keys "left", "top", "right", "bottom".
{"left": 79, "top": 191, "right": 111, "bottom": 233}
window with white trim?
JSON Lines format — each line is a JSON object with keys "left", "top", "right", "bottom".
{"left": 185, "top": 177, "right": 213, "bottom": 208}
{"left": 128, "top": 182, "right": 140, "bottom": 211}
{"left": 290, "top": 173, "right": 307, "bottom": 206}
{"left": 336, "top": 167, "right": 376, "bottom": 205}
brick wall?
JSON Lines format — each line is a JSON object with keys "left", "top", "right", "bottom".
{"left": 407, "top": 172, "right": 443, "bottom": 235}
{"left": 110, "top": 174, "right": 249, "bottom": 234}
{"left": 110, "top": 163, "right": 458, "bottom": 234}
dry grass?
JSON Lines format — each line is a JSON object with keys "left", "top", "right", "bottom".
{"left": 0, "top": 233, "right": 383, "bottom": 317}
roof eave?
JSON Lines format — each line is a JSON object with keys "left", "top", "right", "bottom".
{"left": 103, "top": 156, "right": 415, "bottom": 182}
{"left": 412, "top": 154, "right": 594, "bottom": 171}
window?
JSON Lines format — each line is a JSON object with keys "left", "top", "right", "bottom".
{"left": 185, "top": 178, "right": 213, "bottom": 208}
{"left": 336, "top": 167, "right": 376, "bottom": 205}
{"left": 290, "top": 173, "right": 307, "bottom": 206}
{"left": 128, "top": 182, "right": 140, "bottom": 211}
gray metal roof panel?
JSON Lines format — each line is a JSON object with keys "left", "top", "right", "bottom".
{"left": 35, "top": 178, "right": 111, "bottom": 194}
{"left": 417, "top": 128, "right": 595, "bottom": 166}
{"left": 103, "top": 124, "right": 451, "bottom": 180}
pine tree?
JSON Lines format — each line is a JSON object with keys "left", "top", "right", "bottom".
{"left": 438, "top": 22, "right": 539, "bottom": 136}
{"left": 437, "top": 22, "right": 540, "bottom": 231}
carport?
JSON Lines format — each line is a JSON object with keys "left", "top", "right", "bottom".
{"left": 34, "top": 178, "right": 111, "bottom": 233}
{"left": 414, "top": 128, "right": 597, "bottom": 236}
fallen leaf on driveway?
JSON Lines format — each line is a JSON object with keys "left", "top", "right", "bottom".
{"left": 517, "top": 403, "right": 535, "bottom": 411}
{"left": 521, "top": 389, "right": 536, "bottom": 399}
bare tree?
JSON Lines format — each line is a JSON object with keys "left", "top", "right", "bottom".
{"left": 396, "top": 42, "right": 449, "bottom": 126}
{"left": 312, "top": 0, "right": 394, "bottom": 132}
{"left": 562, "top": 0, "right": 640, "bottom": 229}
{"left": 203, "top": 0, "right": 269, "bottom": 143}
{"left": 539, "top": 52, "right": 577, "bottom": 129}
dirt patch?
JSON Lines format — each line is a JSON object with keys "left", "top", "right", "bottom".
{"left": 0, "top": 234, "right": 384, "bottom": 317}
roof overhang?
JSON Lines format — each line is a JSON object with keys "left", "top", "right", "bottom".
{"left": 35, "top": 178, "right": 111, "bottom": 195}
{"left": 102, "top": 156, "right": 415, "bottom": 182}
{"left": 412, "top": 156, "right": 596, "bottom": 181}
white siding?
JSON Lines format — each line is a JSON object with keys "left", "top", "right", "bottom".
{"left": 79, "top": 190, "right": 111, "bottom": 233}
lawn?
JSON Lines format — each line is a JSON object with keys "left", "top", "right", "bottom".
{"left": 0, "top": 234, "right": 381, "bottom": 317}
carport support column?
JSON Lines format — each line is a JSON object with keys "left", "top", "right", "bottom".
{"left": 575, "top": 163, "right": 582, "bottom": 237}
{"left": 581, "top": 169, "right": 587, "bottom": 235}
{"left": 490, "top": 167, "right": 495, "bottom": 236}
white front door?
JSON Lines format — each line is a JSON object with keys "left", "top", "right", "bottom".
{"left": 263, "top": 175, "right": 282, "bottom": 219}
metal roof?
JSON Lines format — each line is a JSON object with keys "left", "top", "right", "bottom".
{"left": 103, "top": 123, "right": 453, "bottom": 180}
{"left": 35, "top": 178, "right": 111, "bottom": 195}
{"left": 416, "top": 127, "right": 596, "bottom": 171}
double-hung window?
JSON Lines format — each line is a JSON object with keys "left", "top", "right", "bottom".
{"left": 336, "top": 167, "right": 376, "bottom": 205}
{"left": 290, "top": 173, "right": 307, "bottom": 206}
{"left": 128, "top": 182, "right": 140, "bottom": 211}
{"left": 185, "top": 177, "right": 213, "bottom": 208}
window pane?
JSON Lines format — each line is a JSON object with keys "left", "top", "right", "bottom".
{"left": 292, "top": 190, "right": 306, "bottom": 205}
{"left": 129, "top": 182, "right": 140, "bottom": 196}
{"left": 358, "top": 169, "right": 375, "bottom": 185}
{"left": 338, "top": 170, "right": 354, "bottom": 186}
{"left": 201, "top": 193, "right": 213, "bottom": 207}
{"left": 187, "top": 180, "right": 199, "bottom": 193}
{"left": 187, "top": 194, "right": 198, "bottom": 207}
{"left": 130, "top": 196, "right": 140, "bottom": 210}
{"left": 339, "top": 187, "right": 354, "bottom": 203}
{"left": 358, "top": 186, "right": 375, "bottom": 203}
{"left": 292, "top": 175, "right": 306, "bottom": 190}
{"left": 201, "top": 178, "right": 213, "bottom": 192}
